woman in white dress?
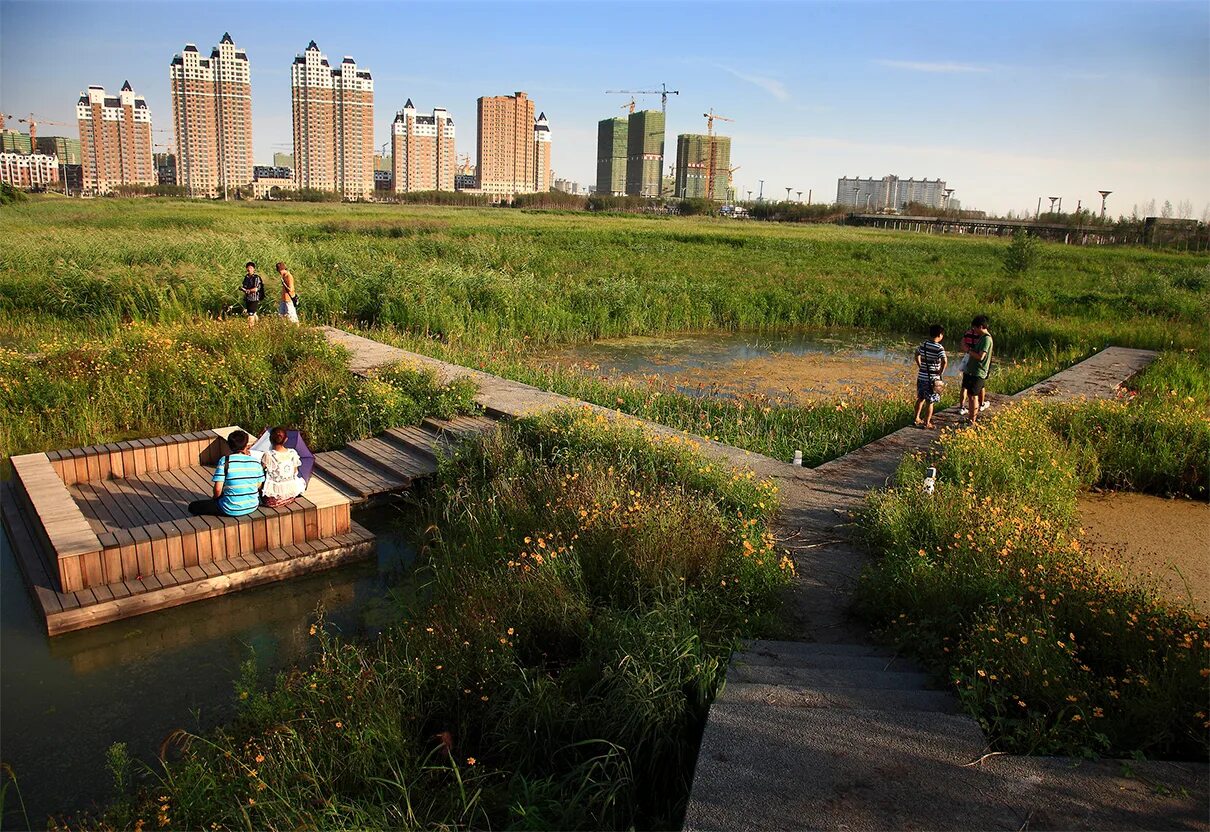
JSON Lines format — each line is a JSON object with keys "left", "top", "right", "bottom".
{"left": 260, "top": 426, "right": 306, "bottom": 506}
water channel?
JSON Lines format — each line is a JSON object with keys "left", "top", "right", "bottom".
{"left": 535, "top": 328, "right": 1002, "bottom": 402}
{"left": 0, "top": 506, "right": 419, "bottom": 828}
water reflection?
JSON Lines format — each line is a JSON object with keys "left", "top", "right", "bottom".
{"left": 0, "top": 505, "right": 417, "bottom": 828}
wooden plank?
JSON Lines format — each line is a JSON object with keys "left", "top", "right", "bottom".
{"left": 1, "top": 484, "right": 64, "bottom": 614}
{"left": 132, "top": 527, "right": 153, "bottom": 578}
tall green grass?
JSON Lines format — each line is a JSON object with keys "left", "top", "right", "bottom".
{"left": 0, "top": 320, "right": 477, "bottom": 461}
{"left": 857, "top": 397, "right": 1209, "bottom": 758}
{"left": 97, "top": 411, "right": 791, "bottom": 830}
{"left": 2, "top": 199, "right": 1206, "bottom": 353}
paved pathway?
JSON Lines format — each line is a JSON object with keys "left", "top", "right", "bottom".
{"left": 323, "top": 329, "right": 1204, "bottom": 830}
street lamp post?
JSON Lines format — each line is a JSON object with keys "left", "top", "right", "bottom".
{"left": 757, "top": 179, "right": 765, "bottom": 202}
{"left": 1098, "top": 190, "right": 1112, "bottom": 220}
{"left": 785, "top": 186, "right": 792, "bottom": 203}
{"left": 796, "top": 190, "right": 802, "bottom": 202}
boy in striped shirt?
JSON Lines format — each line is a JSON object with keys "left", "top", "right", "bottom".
{"left": 913, "top": 324, "right": 948, "bottom": 429}
{"left": 188, "top": 430, "right": 265, "bottom": 517}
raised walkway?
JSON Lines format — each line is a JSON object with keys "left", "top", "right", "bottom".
{"left": 324, "top": 329, "right": 1205, "bottom": 830}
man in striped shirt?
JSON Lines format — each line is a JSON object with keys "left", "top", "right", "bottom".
{"left": 188, "top": 430, "right": 265, "bottom": 517}
{"left": 913, "top": 324, "right": 948, "bottom": 429}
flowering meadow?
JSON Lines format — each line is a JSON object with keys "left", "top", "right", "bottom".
{"left": 857, "top": 393, "right": 1209, "bottom": 758}
{"left": 0, "top": 320, "right": 477, "bottom": 463}
{"left": 97, "top": 410, "right": 792, "bottom": 829}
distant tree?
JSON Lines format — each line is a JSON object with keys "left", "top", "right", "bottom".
{"left": 1003, "top": 229, "right": 1040, "bottom": 275}
{"left": 1145, "top": 198, "right": 1157, "bottom": 216}
{"left": 1202, "top": 203, "right": 1210, "bottom": 225}
{"left": 1176, "top": 199, "right": 1193, "bottom": 219}
{"left": 1161, "top": 200, "right": 1173, "bottom": 218}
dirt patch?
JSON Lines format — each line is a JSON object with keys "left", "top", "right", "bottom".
{"left": 1079, "top": 492, "right": 1210, "bottom": 614}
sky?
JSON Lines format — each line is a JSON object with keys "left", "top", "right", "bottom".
{"left": 2, "top": 0, "right": 1207, "bottom": 216}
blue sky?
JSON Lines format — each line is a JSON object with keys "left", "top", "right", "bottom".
{"left": 2, "top": 0, "right": 1207, "bottom": 215}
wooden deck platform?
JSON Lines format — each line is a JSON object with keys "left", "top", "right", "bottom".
{"left": 3, "top": 416, "right": 496, "bottom": 635}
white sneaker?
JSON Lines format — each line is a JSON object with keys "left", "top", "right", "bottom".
{"left": 959, "top": 407, "right": 969, "bottom": 416}
{"left": 980, "top": 401, "right": 990, "bottom": 412}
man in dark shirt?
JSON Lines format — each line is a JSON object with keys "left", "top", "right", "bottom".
{"left": 241, "top": 261, "right": 263, "bottom": 325}
{"left": 962, "top": 316, "right": 994, "bottom": 424}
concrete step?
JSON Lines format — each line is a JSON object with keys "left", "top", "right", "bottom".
{"left": 717, "top": 681, "right": 961, "bottom": 714}
{"left": 733, "top": 649, "right": 922, "bottom": 674}
{"left": 745, "top": 639, "right": 897, "bottom": 659}
{"left": 728, "top": 662, "right": 933, "bottom": 691}
{"left": 685, "top": 699, "right": 997, "bottom": 831}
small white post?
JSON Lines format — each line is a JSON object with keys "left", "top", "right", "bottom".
{"left": 792, "top": 450, "right": 803, "bottom": 466}
{"left": 923, "top": 466, "right": 937, "bottom": 495}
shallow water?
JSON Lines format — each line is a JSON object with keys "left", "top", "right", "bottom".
{"left": 537, "top": 329, "right": 992, "bottom": 402}
{"left": 0, "top": 505, "right": 419, "bottom": 828}
{"left": 1079, "top": 492, "right": 1209, "bottom": 614}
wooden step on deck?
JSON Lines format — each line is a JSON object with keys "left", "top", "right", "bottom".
{"left": 312, "top": 449, "right": 412, "bottom": 501}
{"left": 421, "top": 414, "right": 497, "bottom": 438}
{"left": 345, "top": 436, "right": 437, "bottom": 479}
{"left": 383, "top": 426, "right": 453, "bottom": 460}
{"left": 1, "top": 482, "right": 375, "bottom": 636}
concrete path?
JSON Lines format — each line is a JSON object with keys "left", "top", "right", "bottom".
{"left": 322, "top": 329, "right": 1204, "bottom": 830}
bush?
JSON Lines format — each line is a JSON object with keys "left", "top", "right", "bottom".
{"left": 0, "top": 182, "right": 28, "bottom": 205}
{"left": 857, "top": 399, "right": 1209, "bottom": 758}
{"left": 98, "top": 410, "right": 791, "bottom": 829}
{"left": 1003, "top": 229, "right": 1040, "bottom": 275}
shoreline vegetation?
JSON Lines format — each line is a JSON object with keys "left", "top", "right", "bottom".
{"left": 94, "top": 412, "right": 791, "bottom": 830}
{"left": 0, "top": 198, "right": 1207, "bottom": 826}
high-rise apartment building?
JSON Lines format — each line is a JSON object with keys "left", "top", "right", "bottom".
{"left": 836, "top": 175, "right": 948, "bottom": 211}
{"left": 533, "top": 111, "right": 551, "bottom": 192}
{"left": 76, "top": 82, "right": 155, "bottom": 193}
{"left": 476, "top": 91, "right": 536, "bottom": 198}
{"left": 291, "top": 41, "right": 374, "bottom": 199}
{"left": 391, "top": 99, "right": 456, "bottom": 192}
{"left": 625, "top": 110, "right": 664, "bottom": 198}
{"left": 170, "top": 34, "right": 253, "bottom": 197}
{"left": 596, "top": 117, "right": 627, "bottom": 196}
{"left": 1, "top": 130, "right": 33, "bottom": 154}
{"left": 35, "top": 136, "right": 82, "bottom": 165}
{"left": 674, "top": 133, "right": 731, "bottom": 200}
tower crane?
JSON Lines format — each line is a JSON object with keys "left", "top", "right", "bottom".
{"left": 6, "top": 113, "right": 70, "bottom": 145}
{"left": 605, "top": 82, "right": 680, "bottom": 120}
{"left": 702, "top": 110, "right": 733, "bottom": 202}
{"left": 620, "top": 98, "right": 636, "bottom": 114}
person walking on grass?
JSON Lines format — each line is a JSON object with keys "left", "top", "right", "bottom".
{"left": 188, "top": 430, "right": 265, "bottom": 517}
{"left": 962, "top": 315, "right": 994, "bottom": 424}
{"left": 914, "top": 324, "right": 947, "bottom": 429}
{"left": 276, "top": 261, "right": 299, "bottom": 324}
{"left": 241, "top": 261, "right": 264, "bottom": 325}
{"left": 959, "top": 315, "right": 992, "bottom": 416}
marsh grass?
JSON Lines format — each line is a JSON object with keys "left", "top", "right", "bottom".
{"left": 97, "top": 411, "right": 791, "bottom": 830}
{"left": 857, "top": 397, "right": 1209, "bottom": 758}
{"left": 0, "top": 319, "right": 477, "bottom": 462}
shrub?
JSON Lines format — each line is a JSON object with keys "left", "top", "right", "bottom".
{"left": 1003, "top": 229, "right": 1040, "bottom": 275}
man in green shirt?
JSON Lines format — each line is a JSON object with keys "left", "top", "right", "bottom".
{"left": 961, "top": 315, "right": 993, "bottom": 424}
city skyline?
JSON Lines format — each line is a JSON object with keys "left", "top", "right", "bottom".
{"left": 2, "top": 0, "right": 1207, "bottom": 213}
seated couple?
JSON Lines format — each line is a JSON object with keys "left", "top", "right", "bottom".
{"left": 188, "top": 427, "right": 308, "bottom": 518}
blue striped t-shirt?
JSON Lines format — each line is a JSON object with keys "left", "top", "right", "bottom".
{"left": 916, "top": 341, "right": 947, "bottom": 380}
{"left": 213, "top": 453, "right": 265, "bottom": 516}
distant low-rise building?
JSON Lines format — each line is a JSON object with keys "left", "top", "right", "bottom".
{"left": 1, "top": 152, "right": 60, "bottom": 189}
{"left": 251, "top": 164, "right": 293, "bottom": 198}
{"left": 154, "top": 152, "right": 178, "bottom": 186}
{"left": 374, "top": 169, "right": 393, "bottom": 191}
{"left": 1, "top": 129, "right": 33, "bottom": 155}
{"left": 837, "top": 175, "right": 949, "bottom": 211}
{"left": 552, "top": 178, "right": 582, "bottom": 194}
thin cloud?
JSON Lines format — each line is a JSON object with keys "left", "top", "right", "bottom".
{"left": 877, "top": 59, "right": 991, "bottom": 74}
{"left": 717, "top": 65, "right": 790, "bottom": 101}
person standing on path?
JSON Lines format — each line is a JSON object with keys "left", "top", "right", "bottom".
{"left": 276, "top": 261, "right": 299, "bottom": 324}
{"left": 913, "top": 324, "right": 947, "bottom": 429}
{"left": 962, "top": 315, "right": 993, "bottom": 424}
{"left": 241, "top": 261, "right": 264, "bottom": 325}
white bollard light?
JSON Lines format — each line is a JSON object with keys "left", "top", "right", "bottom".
{"left": 923, "top": 466, "right": 937, "bottom": 495}
{"left": 792, "top": 450, "right": 803, "bottom": 466}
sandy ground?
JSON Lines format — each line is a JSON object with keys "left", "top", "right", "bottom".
{"left": 1079, "top": 492, "right": 1210, "bottom": 614}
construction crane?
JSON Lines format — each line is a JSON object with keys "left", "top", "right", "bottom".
{"left": 4, "top": 113, "right": 70, "bottom": 145}
{"left": 703, "top": 110, "right": 733, "bottom": 202}
{"left": 620, "top": 98, "right": 637, "bottom": 114}
{"left": 605, "top": 82, "right": 680, "bottom": 120}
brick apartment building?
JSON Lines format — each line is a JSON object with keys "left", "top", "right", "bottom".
{"left": 533, "top": 111, "right": 551, "bottom": 192}
{"left": 291, "top": 40, "right": 374, "bottom": 199}
{"left": 76, "top": 81, "right": 155, "bottom": 193}
{"left": 0, "top": 152, "right": 60, "bottom": 189}
{"left": 170, "top": 33, "right": 253, "bottom": 197}
{"left": 391, "top": 99, "right": 456, "bottom": 192}
{"left": 476, "top": 91, "right": 542, "bottom": 198}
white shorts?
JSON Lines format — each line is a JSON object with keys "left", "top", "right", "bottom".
{"left": 278, "top": 300, "right": 299, "bottom": 323}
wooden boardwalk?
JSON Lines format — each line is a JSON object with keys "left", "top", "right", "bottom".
{"left": 4, "top": 417, "right": 494, "bottom": 635}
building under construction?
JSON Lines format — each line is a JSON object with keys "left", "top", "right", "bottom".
{"left": 625, "top": 110, "right": 664, "bottom": 197}
{"left": 595, "top": 116, "right": 627, "bottom": 196}
{"left": 674, "top": 133, "right": 731, "bottom": 200}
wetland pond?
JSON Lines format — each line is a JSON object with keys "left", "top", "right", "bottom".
{"left": 535, "top": 329, "right": 1011, "bottom": 402}
{"left": 0, "top": 506, "right": 420, "bottom": 828}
